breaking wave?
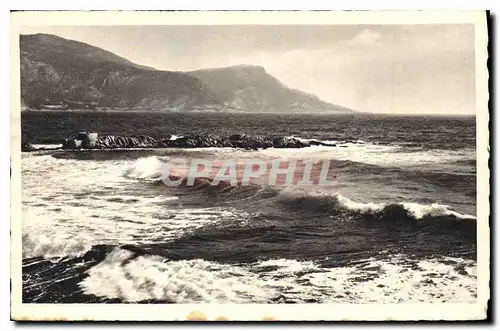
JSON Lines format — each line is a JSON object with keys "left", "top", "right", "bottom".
{"left": 22, "top": 232, "right": 95, "bottom": 260}
{"left": 276, "top": 191, "right": 476, "bottom": 220}
{"left": 77, "top": 247, "right": 477, "bottom": 303}
{"left": 124, "top": 156, "right": 165, "bottom": 181}
{"left": 123, "top": 156, "right": 475, "bottom": 221}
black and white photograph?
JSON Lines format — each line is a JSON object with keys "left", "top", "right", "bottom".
{"left": 10, "top": 10, "right": 489, "bottom": 321}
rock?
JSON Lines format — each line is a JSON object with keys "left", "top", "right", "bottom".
{"left": 82, "top": 132, "right": 99, "bottom": 148}
{"left": 76, "top": 132, "right": 88, "bottom": 141}
{"left": 229, "top": 133, "right": 248, "bottom": 141}
{"left": 91, "top": 135, "right": 159, "bottom": 149}
{"left": 136, "top": 135, "right": 157, "bottom": 147}
{"left": 21, "top": 142, "right": 35, "bottom": 152}
{"left": 454, "top": 266, "right": 469, "bottom": 276}
{"left": 271, "top": 136, "right": 309, "bottom": 148}
{"left": 309, "top": 140, "right": 337, "bottom": 147}
{"left": 96, "top": 136, "right": 111, "bottom": 148}
{"left": 167, "top": 136, "right": 195, "bottom": 148}
{"left": 62, "top": 139, "right": 82, "bottom": 149}
{"left": 168, "top": 134, "right": 224, "bottom": 148}
{"left": 157, "top": 138, "right": 173, "bottom": 148}
{"left": 59, "top": 132, "right": 337, "bottom": 150}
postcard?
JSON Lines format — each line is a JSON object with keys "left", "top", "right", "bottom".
{"left": 10, "top": 10, "right": 489, "bottom": 321}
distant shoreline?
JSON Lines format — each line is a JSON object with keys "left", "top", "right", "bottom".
{"left": 20, "top": 108, "right": 475, "bottom": 117}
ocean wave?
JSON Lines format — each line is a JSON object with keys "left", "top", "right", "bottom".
{"left": 22, "top": 202, "right": 244, "bottom": 260}
{"left": 51, "top": 136, "right": 475, "bottom": 173}
{"left": 22, "top": 232, "right": 94, "bottom": 260}
{"left": 123, "top": 156, "right": 475, "bottom": 222}
{"left": 334, "top": 193, "right": 476, "bottom": 220}
{"left": 276, "top": 190, "right": 476, "bottom": 221}
{"left": 124, "top": 156, "right": 165, "bottom": 181}
{"left": 251, "top": 140, "right": 475, "bottom": 168}
{"left": 123, "top": 155, "right": 228, "bottom": 188}
{"left": 79, "top": 248, "right": 276, "bottom": 303}
{"left": 285, "top": 136, "right": 366, "bottom": 145}
{"left": 31, "top": 143, "right": 63, "bottom": 149}
{"left": 77, "top": 247, "right": 477, "bottom": 303}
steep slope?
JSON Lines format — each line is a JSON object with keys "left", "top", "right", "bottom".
{"left": 187, "top": 65, "right": 353, "bottom": 113}
{"left": 20, "top": 34, "right": 353, "bottom": 113}
{"left": 20, "top": 34, "right": 222, "bottom": 110}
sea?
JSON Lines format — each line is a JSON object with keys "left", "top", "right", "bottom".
{"left": 21, "top": 111, "right": 477, "bottom": 303}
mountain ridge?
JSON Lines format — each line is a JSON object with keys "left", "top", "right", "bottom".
{"left": 20, "top": 33, "right": 353, "bottom": 113}
{"left": 187, "top": 65, "right": 352, "bottom": 113}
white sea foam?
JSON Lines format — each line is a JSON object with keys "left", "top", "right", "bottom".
{"left": 22, "top": 199, "right": 244, "bottom": 259}
{"left": 123, "top": 155, "right": 475, "bottom": 219}
{"left": 79, "top": 249, "right": 477, "bottom": 303}
{"left": 255, "top": 140, "right": 475, "bottom": 167}
{"left": 79, "top": 248, "right": 275, "bottom": 303}
{"left": 331, "top": 192, "right": 475, "bottom": 219}
{"left": 170, "top": 135, "right": 184, "bottom": 141}
{"left": 124, "top": 156, "right": 164, "bottom": 180}
{"left": 22, "top": 231, "right": 94, "bottom": 259}
{"left": 21, "top": 154, "right": 247, "bottom": 259}
{"left": 132, "top": 139, "right": 474, "bottom": 170}
{"left": 22, "top": 150, "right": 476, "bottom": 304}
{"left": 400, "top": 202, "right": 476, "bottom": 220}
{"left": 31, "top": 143, "right": 63, "bottom": 149}
{"left": 282, "top": 190, "right": 476, "bottom": 220}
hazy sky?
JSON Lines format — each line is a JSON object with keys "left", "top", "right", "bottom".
{"left": 20, "top": 25, "right": 476, "bottom": 114}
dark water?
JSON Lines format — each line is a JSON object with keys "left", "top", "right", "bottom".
{"left": 21, "top": 111, "right": 477, "bottom": 303}
{"left": 22, "top": 111, "right": 475, "bottom": 150}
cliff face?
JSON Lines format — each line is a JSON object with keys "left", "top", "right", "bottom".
{"left": 20, "top": 34, "right": 353, "bottom": 113}
{"left": 188, "top": 65, "right": 352, "bottom": 113}
{"left": 20, "top": 34, "right": 222, "bottom": 111}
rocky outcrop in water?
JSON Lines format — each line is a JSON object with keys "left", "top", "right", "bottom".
{"left": 60, "top": 132, "right": 318, "bottom": 150}
{"left": 22, "top": 132, "right": 341, "bottom": 152}
{"left": 62, "top": 132, "right": 158, "bottom": 150}
{"left": 22, "top": 141, "right": 35, "bottom": 152}
{"left": 96, "top": 135, "right": 158, "bottom": 149}
{"left": 309, "top": 140, "right": 337, "bottom": 147}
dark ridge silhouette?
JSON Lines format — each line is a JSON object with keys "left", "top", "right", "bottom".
{"left": 188, "top": 65, "right": 353, "bottom": 113}
{"left": 20, "top": 33, "right": 353, "bottom": 113}
{"left": 20, "top": 34, "right": 222, "bottom": 111}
